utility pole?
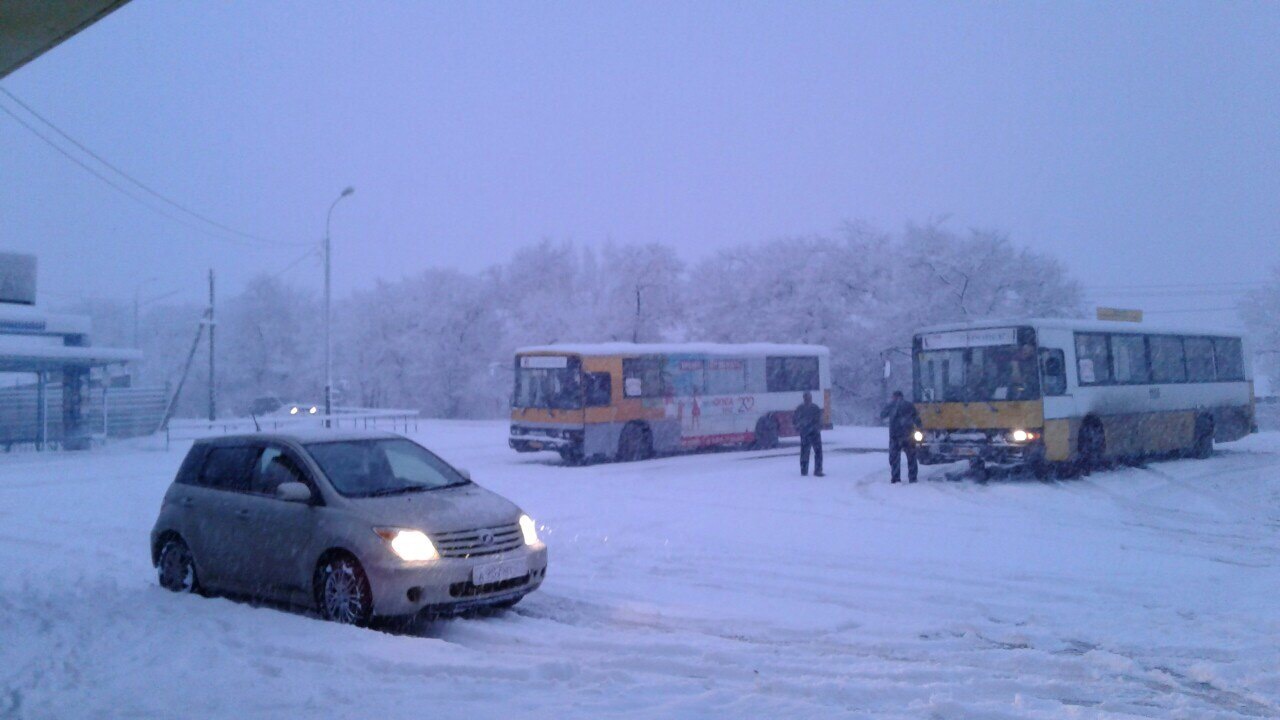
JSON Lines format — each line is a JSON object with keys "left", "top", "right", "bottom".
{"left": 633, "top": 286, "right": 642, "bottom": 343}
{"left": 324, "top": 186, "right": 355, "bottom": 426}
{"left": 208, "top": 268, "right": 216, "bottom": 421}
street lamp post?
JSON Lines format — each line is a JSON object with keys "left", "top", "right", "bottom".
{"left": 324, "top": 186, "right": 355, "bottom": 426}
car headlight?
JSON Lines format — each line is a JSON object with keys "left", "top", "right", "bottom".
{"left": 1009, "top": 429, "right": 1037, "bottom": 443}
{"left": 912, "top": 430, "right": 925, "bottom": 443}
{"left": 518, "top": 514, "right": 539, "bottom": 546}
{"left": 374, "top": 528, "right": 439, "bottom": 562}
{"left": 289, "top": 406, "right": 299, "bottom": 415}
{"left": 309, "top": 406, "right": 318, "bottom": 415}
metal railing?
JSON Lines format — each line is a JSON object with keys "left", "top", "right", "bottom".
{"left": 163, "top": 407, "right": 421, "bottom": 446}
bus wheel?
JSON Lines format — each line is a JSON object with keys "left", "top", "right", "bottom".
{"left": 1078, "top": 421, "right": 1105, "bottom": 474}
{"left": 558, "top": 446, "right": 584, "bottom": 465}
{"left": 618, "top": 423, "right": 653, "bottom": 462}
{"left": 753, "top": 415, "right": 779, "bottom": 450}
{"left": 1192, "top": 415, "right": 1214, "bottom": 459}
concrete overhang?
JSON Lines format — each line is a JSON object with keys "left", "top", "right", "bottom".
{"left": 0, "top": 0, "right": 131, "bottom": 80}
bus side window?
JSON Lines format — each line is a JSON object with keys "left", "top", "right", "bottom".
{"left": 622, "top": 358, "right": 664, "bottom": 398}
{"left": 585, "top": 373, "right": 612, "bottom": 406}
{"left": 1185, "top": 337, "right": 1216, "bottom": 381}
{"left": 1039, "top": 349, "right": 1067, "bottom": 396}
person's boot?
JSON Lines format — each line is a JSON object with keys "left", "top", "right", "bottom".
{"left": 891, "top": 477, "right": 900, "bottom": 484}
{"left": 814, "top": 470, "right": 825, "bottom": 477}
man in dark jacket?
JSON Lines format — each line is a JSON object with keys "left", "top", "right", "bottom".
{"left": 793, "top": 391, "right": 824, "bottom": 477}
{"left": 880, "top": 390, "right": 921, "bottom": 483}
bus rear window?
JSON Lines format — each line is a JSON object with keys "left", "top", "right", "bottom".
{"left": 766, "top": 356, "right": 820, "bottom": 392}
{"left": 1213, "top": 337, "right": 1245, "bottom": 381}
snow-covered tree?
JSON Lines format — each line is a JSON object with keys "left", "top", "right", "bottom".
{"left": 335, "top": 269, "right": 502, "bottom": 418}
{"left": 218, "top": 275, "right": 320, "bottom": 414}
{"left": 1242, "top": 264, "right": 1280, "bottom": 392}
{"left": 597, "top": 242, "right": 686, "bottom": 342}
{"left": 687, "top": 222, "right": 1083, "bottom": 420}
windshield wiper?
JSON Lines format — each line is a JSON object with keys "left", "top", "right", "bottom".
{"left": 363, "top": 486, "right": 429, "bottom": 497}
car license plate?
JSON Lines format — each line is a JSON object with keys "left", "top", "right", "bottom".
{"left": 473, "top": 557, "right": 528, "bottom": 586}
{"left": 958, "top": 446, "right": 978, "bottom": 456}
{"left": 528, "top": 441, "right": 543, "bottom": 450}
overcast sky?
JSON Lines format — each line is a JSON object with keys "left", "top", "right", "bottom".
{"left": 2, "top": 1, "right": 1277, "bottom": 326}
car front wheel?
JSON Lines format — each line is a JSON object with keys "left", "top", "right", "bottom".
{"left": 316, "top": 556, "right": 373, "bottom": 625}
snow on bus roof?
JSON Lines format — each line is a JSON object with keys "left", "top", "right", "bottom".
{"left": 516, "top": 342, "right": 829, "bottom": 357}
{"left": 914, "top": 317, "right": 1242, "bottom": 338}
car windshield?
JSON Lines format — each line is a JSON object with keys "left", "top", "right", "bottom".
{"left": 305, "top": 438, "right": 469, "bottom": 498}
{"left": 915, "top": 343, "right": 1041, "bottom": 402}
{"left": 514, "top": 356, "right": 582, "bottom": 409}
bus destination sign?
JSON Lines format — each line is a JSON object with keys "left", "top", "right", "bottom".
{"left": 1096, "top": 307, "right": 1143, "bottom": 323}
{"left": 920, "top": 328, "right": 1017, "bottom": 350}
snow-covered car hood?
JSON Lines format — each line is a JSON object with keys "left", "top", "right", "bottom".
{"left": 342, "top": 483, "right": 521, "bottom": 534}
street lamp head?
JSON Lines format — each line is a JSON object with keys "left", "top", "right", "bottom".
{"left": 341, "top": 186, "right": 355, "bottom": 197}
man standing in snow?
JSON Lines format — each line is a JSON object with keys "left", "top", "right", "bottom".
{"left": 793, "top": 391, "right": 824, "bottom": 477}
{"left": 881, "top": 390, "right": 921, "bottom": 483}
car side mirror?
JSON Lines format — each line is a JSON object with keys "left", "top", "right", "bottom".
{"left": 276, "top": 482, "right": 312, "bottom": 503}
{"left": 458, "top": 468, "right": 472, "bottom": 481}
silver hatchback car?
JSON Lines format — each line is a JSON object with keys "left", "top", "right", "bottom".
{"left": 150, "top": 430, "right": 548, "bottom": 624}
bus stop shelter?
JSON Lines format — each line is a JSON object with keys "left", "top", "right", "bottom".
{"left": 0, "top": 303, "right": 140, "bottom": 450}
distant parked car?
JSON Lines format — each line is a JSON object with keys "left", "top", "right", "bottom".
{"left": 248, "top": 395, "right": 284, "bottom": 416}
{"left": 150, "top": 430, "right": 548, "bottom": 624}
{"left": 274, "top": 401, "right": 321, "bottom": 417}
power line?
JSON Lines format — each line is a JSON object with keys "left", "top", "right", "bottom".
{"left": 0, "top": 87, "right": 308, "bottom": 249}
{"left": 267, "top": 248, "right": 320, "bottom": 282}
{"left": 0, "top": 100, "right": 219, "bottom": 237}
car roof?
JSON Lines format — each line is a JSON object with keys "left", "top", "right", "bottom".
{"left": 196, "top": 428, "right": 403, "bottom": 446}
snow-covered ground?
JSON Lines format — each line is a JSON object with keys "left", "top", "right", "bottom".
{"left": 2, "top": 423, "right": 1278, "bottom": 719}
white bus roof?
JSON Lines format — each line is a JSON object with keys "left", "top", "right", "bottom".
{"left": 914, "top": 317, "right": 1242, "bottom": 338}
{"left": 516, "top": 342, "right": 830, "bottom": 358}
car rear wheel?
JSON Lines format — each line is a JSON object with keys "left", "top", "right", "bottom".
{"left": 157, "top": 537, "right": 199, "bottom": 593}
{"left": 316, "top": 555, "right": 373, "bottom": 625}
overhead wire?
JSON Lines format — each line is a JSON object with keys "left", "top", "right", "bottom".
{"left": 0, "top": 87, "right": 308, "bottom": 249}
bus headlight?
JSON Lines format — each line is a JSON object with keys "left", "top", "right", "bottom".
{"left": 1009, "top": 429, "right": 1037, "bottom": 443}
{"left": 912, "top": 430, "right": 925, "bottom": 443}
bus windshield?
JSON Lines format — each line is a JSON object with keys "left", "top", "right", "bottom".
{"left": 514, "top": 356, "right": 582, "bottom": 409}
{"left": 915, "top": 343, "right": 1040, "bottom": 402}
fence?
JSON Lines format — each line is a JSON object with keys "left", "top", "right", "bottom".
{"left": 0, "top": 383, "right": 168, "bottom": 450}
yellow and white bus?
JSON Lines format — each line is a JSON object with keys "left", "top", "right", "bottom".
{"left": 510, "top": 343, "right": 832, "bottom": 462}
{"left": 912, "top": 319, "right": 1256, "bottom": 475}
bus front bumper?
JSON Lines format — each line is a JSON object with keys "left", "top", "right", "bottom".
{"left": 509, "top": 425, "right": 583, "bottom": 453}
{"left": 917, "top": 440, "right": 1045, "bottom": 466}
